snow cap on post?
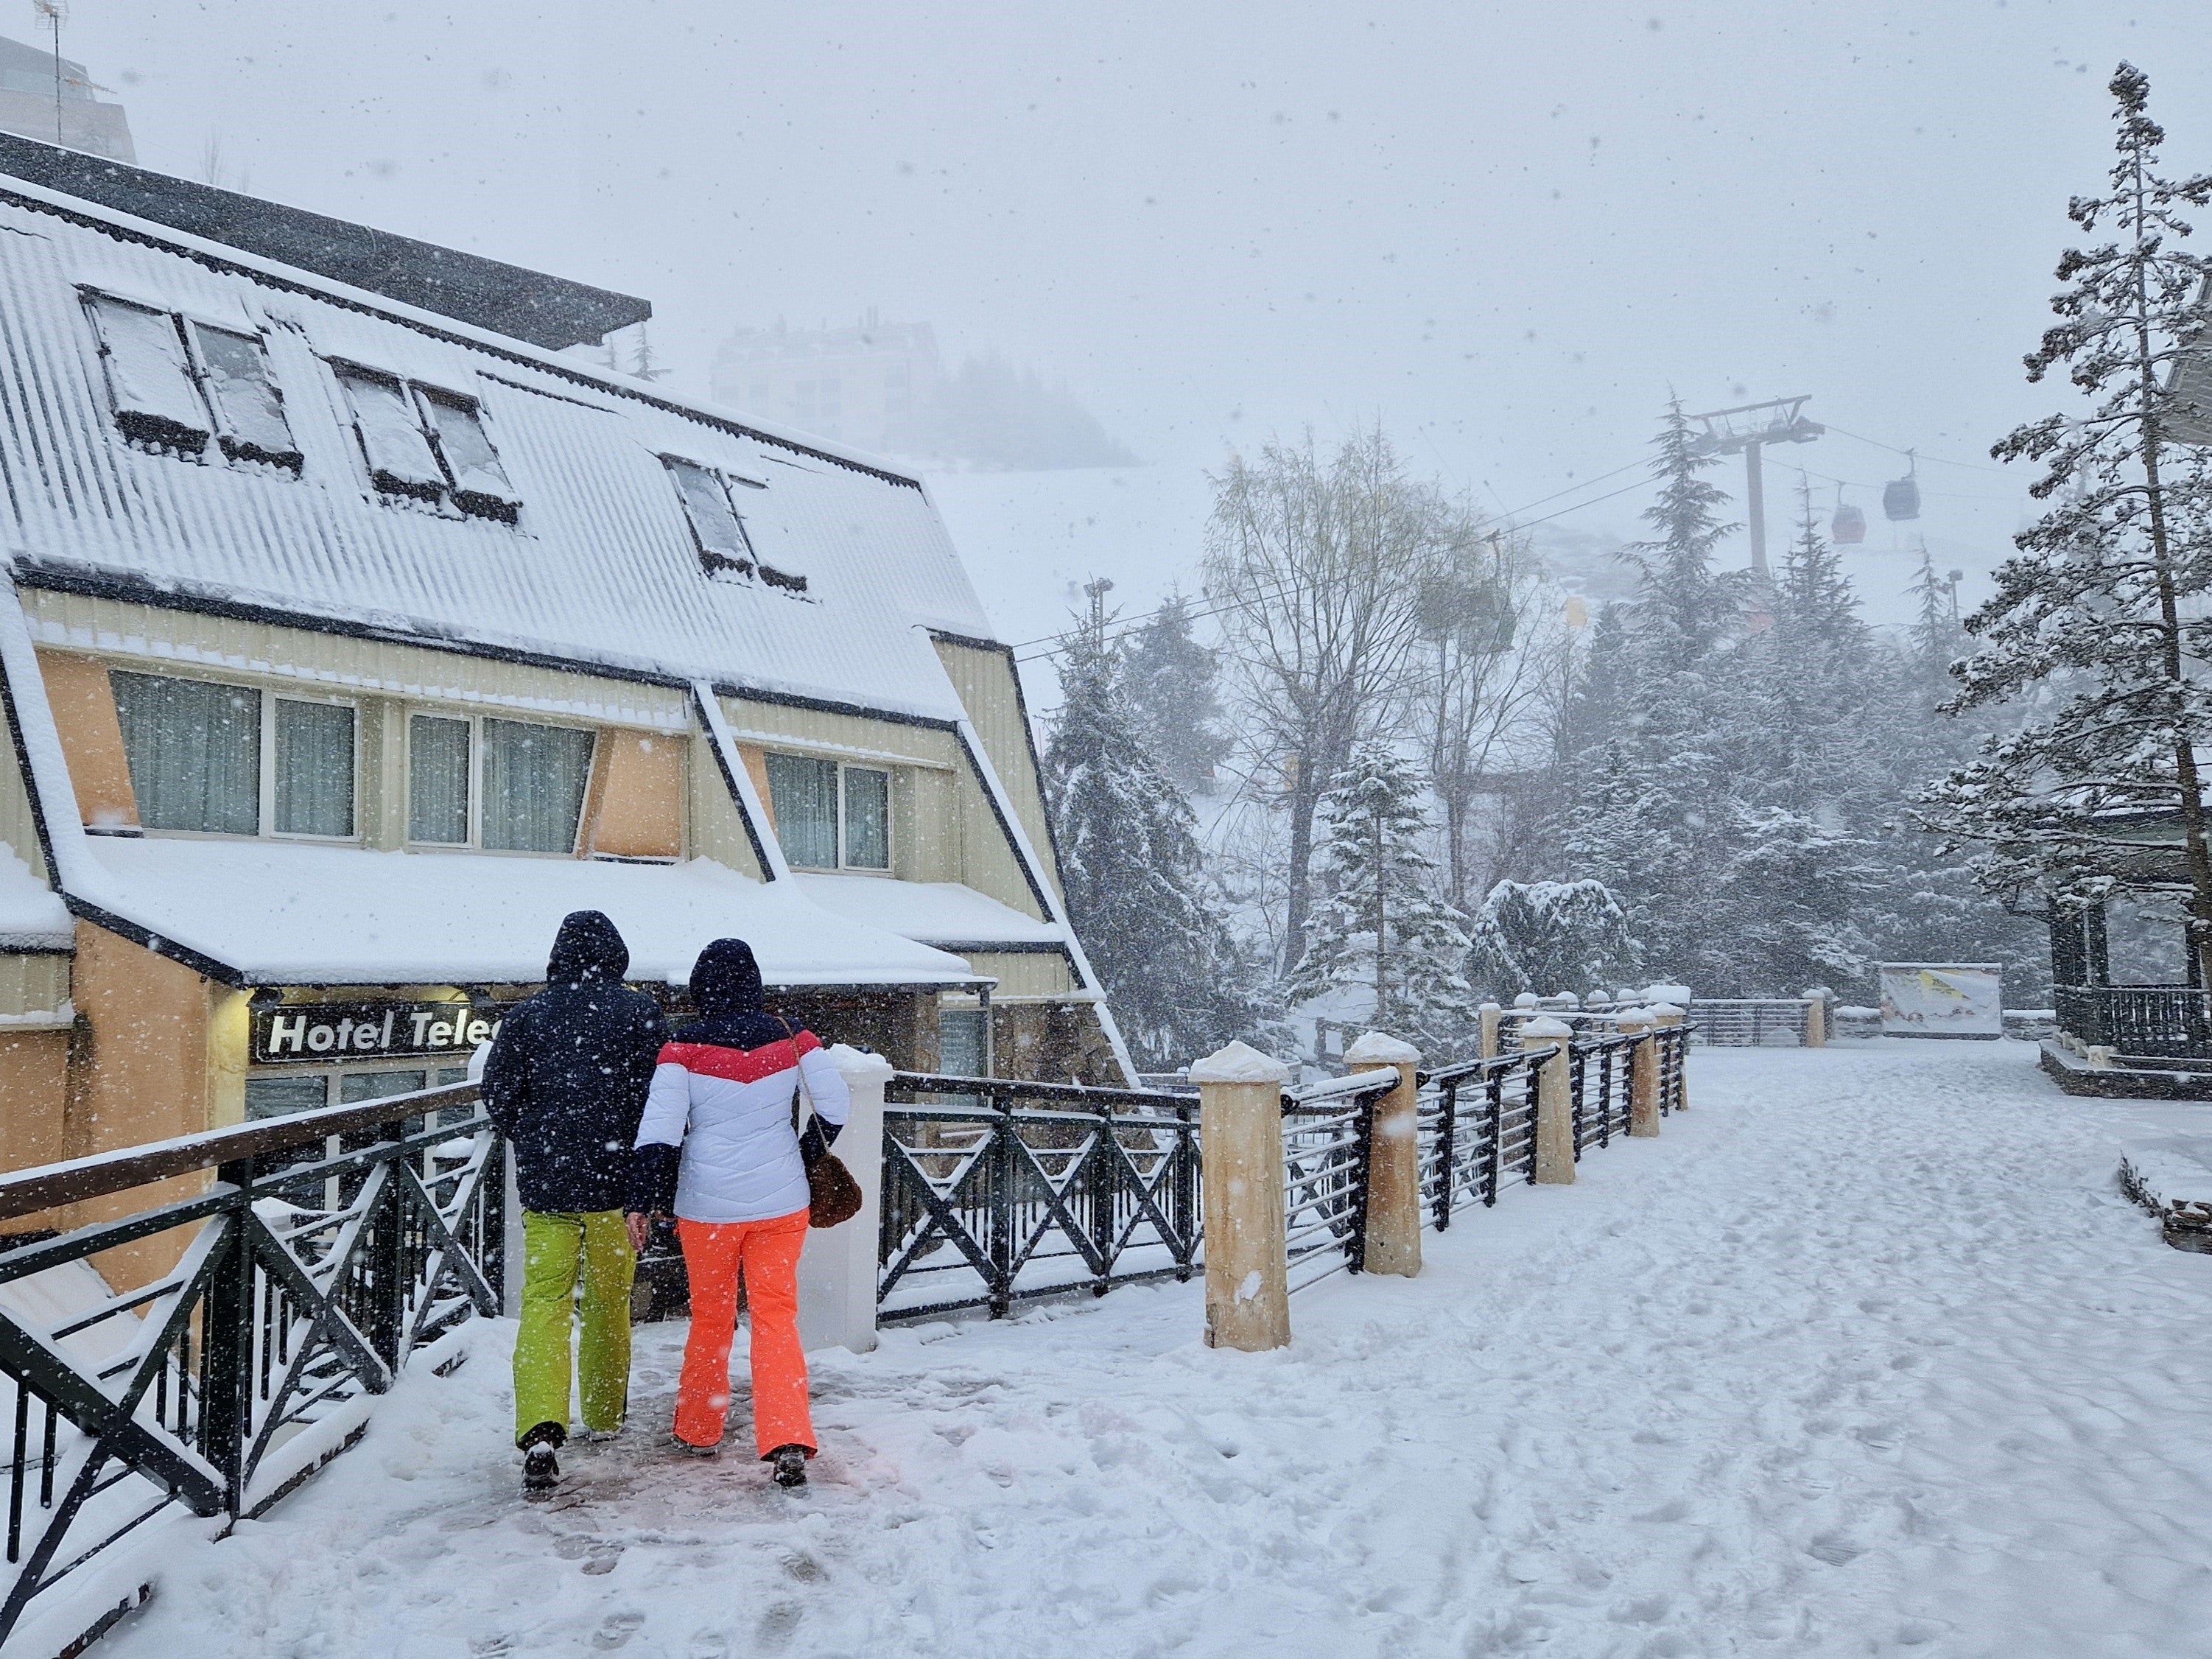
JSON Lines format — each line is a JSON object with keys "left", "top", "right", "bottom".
{"left": 826, "top": 1043, "right": 895, "bottom": 1085}
{"left": 1190, "top": 1040, "right": 1291, "bottom": 1085}
{"left": 1344, "top": 1030, "right": 1420, "bottom": 1066}
{"left": 1643, "top": 983, "right": 1693, "bottom": 1005}
{"left": 1522, "top": 1015, "right": 1574, "bottom": 1040}
{"left": 1512, "top": 992, "right": 1540, "bottom": 1008}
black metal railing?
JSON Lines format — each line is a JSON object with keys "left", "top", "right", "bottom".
{"left": 0, "top": 1082, "right": 502, "bottom": 1649}
{"left": 2054, "top": 984, "right": 2212, "bottom": 1059}
{"left": 1416, "top": 1048, "right": 1548, "bottom": 1227}
{"left": 1279, "top": 1070, "right": 1398, "bottom": 1289}
{"left": 877, "top": 1073, "right": 1200, "bottom": 1323}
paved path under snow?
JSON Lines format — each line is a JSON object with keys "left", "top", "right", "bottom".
{"left": 95, "top": 1041, "right": 2212, "bottom": 1658}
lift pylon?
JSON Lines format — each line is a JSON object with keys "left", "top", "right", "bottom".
{"left": 1683, "top": 396, "right": 1822, "bottom": 582}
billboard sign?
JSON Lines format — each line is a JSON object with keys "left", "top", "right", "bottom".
{"left": 1878, "top": 964, "right": 2003, "bottom": 1039}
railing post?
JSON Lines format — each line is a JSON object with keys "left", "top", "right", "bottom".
{"left": 1345, "top": 1031, "right": 1422, "bottom": 1278}
{"left": 1802, "top": 987, "right": 1828, "bottom": 1049}
{"left": 1649, "top": 1002, "right": 1688, "bottom": 1109}
{"left": 203, "top": 1160, "right": 256, "bottom": 1512}
{"left": 1618, "top": 1009, "right": 1660, "bottom": 1137}
{"left": 1524, "top": 1017, "right": 1576, "bottom": 1185}
{"left": 1479, "top": 1001, "right": 1502, "bottom": 1060}
{"left": 1190, "top": 1041, "right": 1291, "bottom": 1353}
{"left": 798, "top": 1045, "right": 891, "bottom": 1354}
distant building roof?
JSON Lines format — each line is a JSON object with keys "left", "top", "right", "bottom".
{"left": 0, "top": 130, "right": 647, "bottom": 348}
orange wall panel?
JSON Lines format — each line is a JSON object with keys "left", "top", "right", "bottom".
{"left": 585, "top": 730, "right": 684, "bottom": 860}
{"left": 36, "top": 652, "right": 137, "bottom": 830}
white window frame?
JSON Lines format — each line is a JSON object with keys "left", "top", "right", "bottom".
{"left": 110, "top": 668, "right": 359, "bottom": 843}
{"left": 404, "top": 709, "right": 598, "bottom": 857}
{"left": 768, "top": 753, "right": 893, "bottom": 873}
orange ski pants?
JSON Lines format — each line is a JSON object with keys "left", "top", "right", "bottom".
{"left": 675, "top": 1209, "right": 815, "bottom": 1458}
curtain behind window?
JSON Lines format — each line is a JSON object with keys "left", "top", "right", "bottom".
{"left": 842, "top": 766, "right": 890, "bottom": 869}
{"left": 765, "top": 754, "right": 838, "bottom": 868}
{"left": 482, "top": 719, "right": 594, "bottom": 853}
{"left": 408, "top": 716, "right": 471, "bottom": 844}
{"left": 112, "top": 671, "right": 260, "bottom": 835}
{"left": 275, "top": 700, "right": 354, "bottom": 838}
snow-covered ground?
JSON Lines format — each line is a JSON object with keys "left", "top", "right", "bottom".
{"left": 89, "top": 1040, "right": 2212, "bottom": 1658}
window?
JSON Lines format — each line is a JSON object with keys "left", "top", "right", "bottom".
{"left": 83, "top": 293, "right": 301, "bottom": 470}
{"left": 336, "top": 365, "right": 518, "bottom": 521}
{"left": 113, "top": 670, "right": 260, "bottom": 835}
{"left": 408, "top": 715, "right": 471, "bottom": 845}
{"left": 663, "top": 456, "right": 754, "bottom": 578}
{"left": 407, "top": 712, "right": 596, "bottom": 855}
{"left": 765, "top": 754, "right": 891, "bottom": 871}
{"left": 111, "top": 670, "right": 356, "bottom": 840}
{"left": 274, "top": 699, "right": 356, "bottom": 838}
{"left": 661, "top": 456, "right": 806, "bottom": 592}
{"left": 85, "top": 294, "right": 212, "bottom": 455}
{"left": 189, "top": 321, "right": 301, "bottom": 469}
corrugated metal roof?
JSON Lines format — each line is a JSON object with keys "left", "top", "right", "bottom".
{"left": 0, "top": 182, "right": 1000, "bottom": 725}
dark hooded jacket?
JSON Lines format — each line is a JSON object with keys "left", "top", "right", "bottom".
{"left": 482, "top": 911, "right": 670, "bottom": 1213}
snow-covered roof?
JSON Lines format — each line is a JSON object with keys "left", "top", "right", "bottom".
{"left": 0, "top": 170, "right": 1000, "bottom": 723}
{"left": 793, "top": 872, "right": 1061, "bottom": 950}
{"left": 72, "top": 837, "right": 978, "bottom": 989}
{"left": 0, "top": 838, "right": 70, "bottom": 950}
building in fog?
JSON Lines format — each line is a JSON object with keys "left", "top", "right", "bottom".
{"left": 0, "top": 136, "right": 1128, "bottom": 1259}
{"left": 712, "top": 312, "right": 943, "bottom": 456}
{"left": 0, "top": 35, "right": 132, "bottom": 163}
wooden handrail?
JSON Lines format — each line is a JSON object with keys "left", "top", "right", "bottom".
{"left": 0, "top": 1081, "right": 483, "bottom": 1223}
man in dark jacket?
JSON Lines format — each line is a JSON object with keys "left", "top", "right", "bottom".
{"left": 482, "top": 910, "right": 668, "bottom": 1494}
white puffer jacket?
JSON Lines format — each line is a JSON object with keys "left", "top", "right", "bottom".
{"left": 635, "top": 1031, "right": 852, "bottom": 1224}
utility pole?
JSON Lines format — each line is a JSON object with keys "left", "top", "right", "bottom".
{"left": 35, "top": 0, "right": 66, "bottom": 149}
{"left": 1683, "top": 396, "right": 1822, "bottom": 583}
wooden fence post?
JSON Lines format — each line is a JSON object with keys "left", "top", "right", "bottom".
{"left": 1346, "top": 1031, "right": 1422, "bottom": 1278}
{"left": 1649, "top": 1001, "right": 1688, "bottom": 1110}
{"left": 1479, "top": 1002, "right": 1502, "bottom": 1061}
{"left": 1523, "top": 1016, "right": 1576, "bottom": 1184}
{"left": 1190, "top": 1040, "right": 1292, "bottom": 1352}
{"left": 1618, "top": 1009, "right": 1660, "bottom": 1137}
{"left": 1802, "top": 987, "right": 1828, "bottom": 1048}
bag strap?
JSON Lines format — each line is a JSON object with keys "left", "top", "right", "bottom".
{"left": 778, "top": 1016, "right": 817, "bottom": 1134}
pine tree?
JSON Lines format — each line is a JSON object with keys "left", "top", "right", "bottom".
{"left": 1621, "top": 398, "right": 1742, "bottom": 675}
{"left": 1119, "top": 592, "right": 1231, "bottom": 793}
{"left": 1043, "top": 596, "right": 1253, "bottom": 1067}
{"left": 1288, "top": 742, "right": 1476, "bottom": 1049}
{"left": 1923, "top": 63, "right": 2212, "bottom": 978}
{"left": 1467, "top": 878, "right": 1639, "bottom": 1000}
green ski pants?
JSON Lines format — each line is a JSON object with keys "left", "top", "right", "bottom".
{"left": 513, "top": 1210, "right": 636, "bottom": 1445}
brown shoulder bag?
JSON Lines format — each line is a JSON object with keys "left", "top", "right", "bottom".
{"left": 780, "top": 1019, "right": 864, "bottom": 1228}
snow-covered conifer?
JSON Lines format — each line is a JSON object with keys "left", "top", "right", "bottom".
{"left": 1043, "top": 604, "right": 1254, "bottom": 1067}
{"left": 1466, "top": 878, "right": 1639, "bottom": 1000}
{"left": 1923, "top": 62, "right": 2212, "bottom": 978}
{"left": 1288, "top": 742, "right": 1476, "bottom": 1049}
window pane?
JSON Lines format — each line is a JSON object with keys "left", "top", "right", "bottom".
{"left": 409, "top": 715, "right": 471, "bottom": 844}
{"left": 765, "top": 754, "right": 838, "bottom": 869}
{"left": 337, "top": 365, "right": 444, "bottom": 498}
{"left": 246, "top": 1074, "right": 330, "bottom": 1119}
{"left": 340, "top": 1069, "right": 427, "bottom": 1104}
{"left": 663, "top": 457, "right": 753, "bottom": 574}
{"left": 274, "top": 700, "right": 355, "bottom": 838}
{"left": 420, "top": 389, "right": 517, "bottom": 519}
{"left": 481, "top": 719, "right": 594, "bottom": 854}
{"left": 843, "top": 766, "right": 889, "bottom": 869}
{"left": 112, "top": 670, "right": 260, "bottom": 835}
{"left": 86, "top": 295, "right": 209, "bottom": 452}
{"left": 190, "top": 323, "right": 298, "bottom": 467}
{"left": 938, "top": 1008, "right": 986, "bottom": 1077}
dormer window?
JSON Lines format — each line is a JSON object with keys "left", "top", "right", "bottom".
{"left": 84, "top": 292, "right": 302, "bottom": 471}
{"left": 335, "top": 365, "right": 518, "bottom": 522}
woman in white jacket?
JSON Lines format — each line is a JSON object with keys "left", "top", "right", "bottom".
{"left": 626, "top": 939, "right": 849, "bottom": 1487}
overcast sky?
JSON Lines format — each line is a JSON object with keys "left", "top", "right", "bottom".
{"left": 57, "top": 1, "right": 2212, "bottom": 645}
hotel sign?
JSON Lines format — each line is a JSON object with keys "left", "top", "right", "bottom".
{"left": 251, "top": 1001, "right": 503, "bottom": 1065}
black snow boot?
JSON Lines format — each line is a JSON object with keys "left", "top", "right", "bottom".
{"left": 769, "top": 1445, "right": 808, "bottom": 1489}
{"left": 520, "top": 1421, "right": 564, "bottom": 1496}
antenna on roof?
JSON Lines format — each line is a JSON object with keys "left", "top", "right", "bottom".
{"left": 32, "top": 0, "right": 67, "bottom": 150}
